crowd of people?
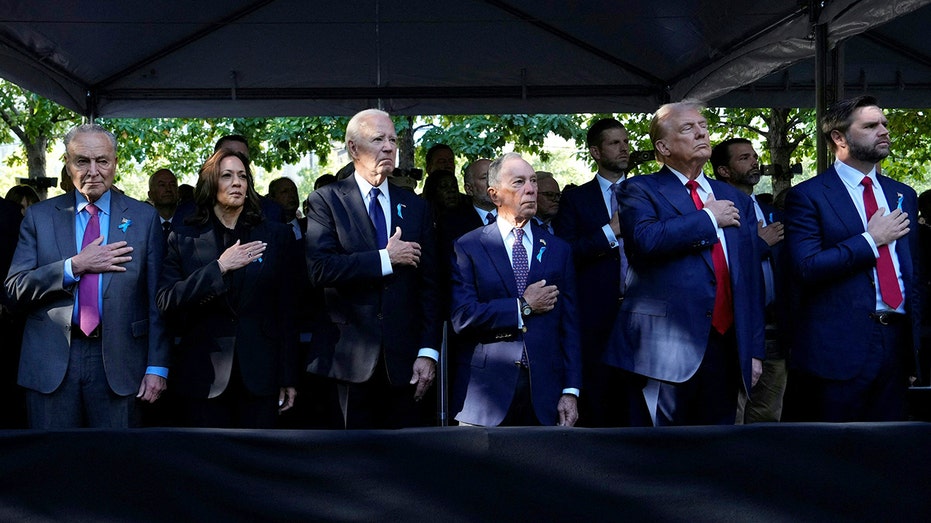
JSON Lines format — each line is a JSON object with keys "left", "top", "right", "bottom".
{"left": 0, "top": 95, "right": 925, "bottom": 430}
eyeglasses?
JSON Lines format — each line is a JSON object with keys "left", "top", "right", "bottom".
{"left": 540, "top": 191, "right": 561, "bottom": 201}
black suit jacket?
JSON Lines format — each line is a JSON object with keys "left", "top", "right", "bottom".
{"left": 305, "top": 176, "right": 440, "bottom": 385}
{"left": 157, "top": 217, "right": 299, "bottom": 398}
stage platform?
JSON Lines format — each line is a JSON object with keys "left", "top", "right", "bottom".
{"left": 1, "top": 423, "right": 929, "bottom": 522}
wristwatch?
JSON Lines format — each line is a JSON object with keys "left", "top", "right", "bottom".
{"left": 519, "top": 297, "right": 532, "bottom": 317}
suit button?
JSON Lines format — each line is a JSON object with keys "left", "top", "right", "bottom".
{"left": 706, "top": 311, "right": 713, "bottom": 318}
{"left": 377, "top": 313, "right": 384, "bottom": 320}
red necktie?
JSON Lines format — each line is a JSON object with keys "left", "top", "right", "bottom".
{"left": 79, "top": 203, "right": 101, "bottom": 336}
{"left": 686, "top": 180, "right": 733, "bottom": 334}
{"left": 861, "top": 177, "right": 904, "bottom": 309}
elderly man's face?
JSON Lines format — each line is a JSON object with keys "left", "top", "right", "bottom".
{"left": 536, "top": 176, "right": 561, "bottom": 221}
{"left": 489, "top": 158, "right": 537, "bottom": 224}
{"left": 270, "top": 178, "right": 300, "bottom": 216}
{"left": 67, "top": 132, "right": 117, "bottom": 203}
{"left": 349, "top": 113, "right": 397, "bottom": 186}
{"left": 656, "top": 107, "right": 711, "bottom": 166}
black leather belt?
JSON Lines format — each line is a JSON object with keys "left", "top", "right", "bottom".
{"left": 71, "top": 325, "right": 102, "bottom": 339}
{"left": 869, "top": 312, "right": 905, "bottom": 326}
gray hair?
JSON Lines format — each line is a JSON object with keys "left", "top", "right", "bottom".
{"left": 63, "top": 123, "right": 117, "bottom": 152}
{"left": 649, "top": 99, "right": 706, "bottom": 151}
{"left": 487, "top": 152, "right": 524, "bottom": 189}
{"left": 345, "top": 108, "right": 391, "bottom": 155}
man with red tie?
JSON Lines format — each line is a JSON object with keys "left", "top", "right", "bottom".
{"left": 784, "top": 96, "right": 920, "bottom": 422}
{"left": 604, "top": 101, "right": 764, "bottom": 426}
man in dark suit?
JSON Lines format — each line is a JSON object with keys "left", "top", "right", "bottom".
{"left": 305, "top": 109, "right": 440, "bottom": 429}
{"left": 147, "top": 168, "right": 179, "bottom": 241}
{"left": 553, "top": 117, "right": 633, "bottom": 427}
{"left": 711, "top": 137, "right": 788, "bottom": 423}
{"left": 605, "top": 101, "right": 765, "bottom": 426}
{"left": 5, "top": 124, "right": 169, "bottom": 428}
{"left": 784, "top": 95, "right": 919, "bottom": 422}
{"left": 450, "top": 153, "right": 582, "bottom": 427}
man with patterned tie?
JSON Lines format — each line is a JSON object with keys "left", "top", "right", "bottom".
{"left": 305, "top": 109, "right": 440, "bottom": 429}
{"left": 604, "top": 101, "right": 765, "bottom": 426}
{"left": 784, "top": 96, "right": 920, "bottom": 422}
{"left": 553, "top": 117, "right": 634, "bottom": 427}
{"left": 450, "top": 153, "right": 582, "bottom": 427}
{"left": 5, "top": 124, "right": 169, "bottom": 428}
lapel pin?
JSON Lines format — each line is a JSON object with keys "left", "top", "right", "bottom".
{"left": 397, "top": 203, "right": 406, "bottom": 219}
{"left": 118, "top": 218, "right": 132, "bottom": 233}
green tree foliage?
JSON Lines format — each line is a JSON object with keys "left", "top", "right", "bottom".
{"left": 0, "top": 78, "right": 80, "bottom": 180}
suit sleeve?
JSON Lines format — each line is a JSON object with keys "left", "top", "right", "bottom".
{"left": 156, "top": 232, "right": 227, "bottom": 319}
{"left": 4, "top": 206, "right": 69, "bottom": 305}
{"left": 784, "top": 186, "right": 876, "bottom": 285}
{"left": 414, "top": 203, "right": 442, "bottom": 350}
{"left": 143, "top": 208, "right": 171, "bottom": 368}
{"left": 305, "top": 190, "right": 383, "bottom": 287}
{"left": 618, "top": 178, "right": 718, "bottom": 261}
{"left": 556, "top": 247, "right": 583, "bottom": 389}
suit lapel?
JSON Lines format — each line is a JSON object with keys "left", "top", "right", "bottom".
{"left": 336, "top": 177, "right": 379, "bottom": 250}
{"left": 387, "top": 184, "right": 405, "bottom": 234}
{"left": 527, "top": 222, "right": 548, "bottom": 283}
{"left": 657, "top": 168, "right": 713, "bottom": 271}
{"left": 820, "top": 167, "right": 867, "bottom": 238}
{"left": 103, "top": 191, "right": 129, "bottom": 293}
{"left": 54, "top": 193, "right": 77, "bottom": 259}
{"left": 879, "top": 176, "right": 913, "bottom": 282}
{"left": 238, "top": 223, "right": 266, "bottom": 300}
{"left": 480, "top": 224, "right": 518, "bottom": 297}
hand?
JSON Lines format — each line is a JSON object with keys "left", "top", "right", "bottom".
{"left": 757, "top": 220, "right": 784, "bottom": 246}
{"left": 751, "top": 358, "right": 763, "bottom": 388}
{"left": 867, "top": 208, "right": 909, "bottom": 247}
{"left": 71, "top": 237, "right": 133, "bottom": 276}
{"left": 704, "top": 194, "right": 740, "bottom": 228}
{"left": 522, "top": 279, "right": 559, "bottom": 314}
{"left": 136, "top": 374, "right": 167, "bottom": 403}
{"left": 410, "top": 356, "right": 436, "bottom": 401}
{"left": 387, "top": 227, "right": 422, "bottom": 267}
{"left": 278, "top": 387, "right": 297, "bottom": 413}
{"left": 557, "top": 394, "right": 579, "bottom": 427}
{"left": 609, "top": 211, "right": 621, "bottom": 238}
{"left": 217, "top": 240, "right": 267, "bottom": 274}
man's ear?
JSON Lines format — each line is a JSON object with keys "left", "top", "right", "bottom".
{"left": 830, "top": 129, "right": 847, "bottom": 150}
{"left": 589, "top": 145, "right": 602, "bottom": 162}
{"left": 487, "top": 186, "right": 499, "bottom": 205}
{"left": 346, "top": 140, "right": 358, "bottom": 159}
{"left": 655, "top": 139, "right": 669, "bottom": 158}
{"left": 715, "top": 165, "right": 731, "bottom": 180}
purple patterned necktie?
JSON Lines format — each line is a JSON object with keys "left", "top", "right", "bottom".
{"left": 79, "top": 203, "right": 100, "bottom": 336}
{"left": 512, "top": 227, "right": 528, "bottom": 296}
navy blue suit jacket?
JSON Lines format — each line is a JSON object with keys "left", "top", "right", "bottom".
{"left": 304, "top": 176, "right": 440, "bottom": 385}
{"left": 552, "top": 176, "right": 623, "bottom": 360}
{"left": 450, "top": 221, "right": 582, "bottom": 426}
{"left": 604, "top": 167, "right": 765, "bottom": 391}
{"left": 784, "top": 166, "right": 921, "bottom": 380}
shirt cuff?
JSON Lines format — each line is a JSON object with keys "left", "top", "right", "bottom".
{"left": 145, "top": 366, "right": 169, "bottom": 379}
{"left": 862, "top": 232, "right": 880, "bottom": 257}
{"left": 702, "top": 208, "right": 719, "bottom": 230}
{"left": 516, "top": 299, "right": 525, "bottom": 329}
{"left": 562, "top": 388, "right": 580, "bottom": 397}
{"left": 417, "top": 348, "right": 439, "bottom": 361}
{"left": 64, "top": 258, "right": 78, "bottom": 286}
{"left": 379, "top": 249, "right": 393, "bottom": 276}
{"left": 601, "top": 224, "right": 618, "bottom": 249}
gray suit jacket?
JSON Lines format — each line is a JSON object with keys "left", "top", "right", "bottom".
{"left": 5, "top": 190, "right": 169, "bottom": 396}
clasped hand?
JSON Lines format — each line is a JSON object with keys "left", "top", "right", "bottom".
{"left": 72, "top": 236, "right": 132, "bottom": 275}
{"left": 217, "top": 240, "right": 267, "bottom": 274}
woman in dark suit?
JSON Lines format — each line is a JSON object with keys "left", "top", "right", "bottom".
{"left": 157, "top": 148, "right": 299, "bottom": 428}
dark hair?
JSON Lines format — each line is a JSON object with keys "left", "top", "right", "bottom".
{"left": 425, "top": 143, "right": 453, "bottom": 169}
{"left": 4, "top": 184, "right": 40, "bottom": 206}
{"left": 187, "top": 148, "right": 263, "bottom": 226}
{"left": 314, "top": 174, "right": 337, "bottom": 190}
{"left": 214, "top": 134, "right": 250, "bottom": 153}
{"left": 586, "top": 118, "right": 624, "bottom": 148}
{"left": 821, "top": 96, "right": 880, "bottom": 152}
{"left": 710, "top": 137, "right": 753, "bottom": 173}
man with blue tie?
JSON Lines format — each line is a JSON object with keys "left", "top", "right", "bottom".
{"left": 305, "top": 109, "right": 440, "bottom": 429}
{"left": 450, "top": 153, "right": 582, "bottom": 426}
{"left": 605, "top": 101, "right": 765, "bottom": 426}
{"left": 5, "top": 124, "right": 169, "bottom": 428}
{"left": 783, "top": 95, "right": 920, "bottom": 422}
{"left": 553, "top": 118, "right": 633, "bottom": 426}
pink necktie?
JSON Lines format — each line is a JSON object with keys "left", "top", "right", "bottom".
{"left": 860, "top": 177, "right": 903, "bottom": 309}
{"left": 78, "top": 203, "right": 100, "bottom": 336}
{"left": 686, "top": 180, "right": 733, "bottom": 334}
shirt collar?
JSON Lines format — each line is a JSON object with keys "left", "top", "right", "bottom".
{"left": 668, "top": 167, "right": 712, "bottom": 193}
{"left": 496, "top": 216, "right": 533, "bottom": 245}
{"left": 353, "top": 171, "right": 388, "bottom": 199}
{"left": 834, "top": 160, "right": 877, "bottom": 191}
{"left": 75, "top": 189, "right": 112, "bottom": 215}
{"left": 596, "top": 173, "right": 625, "bottom": 192}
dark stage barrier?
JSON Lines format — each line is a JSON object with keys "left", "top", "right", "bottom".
{"left": 1, "top": 423, "right": 929, "bottom": 522}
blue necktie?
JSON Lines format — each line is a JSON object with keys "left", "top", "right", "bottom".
{"left": 369, "top": 187, "right": 388, "bottom": 248}
{"left": 512, "top": 228, "right": 528, "bottom": 296}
